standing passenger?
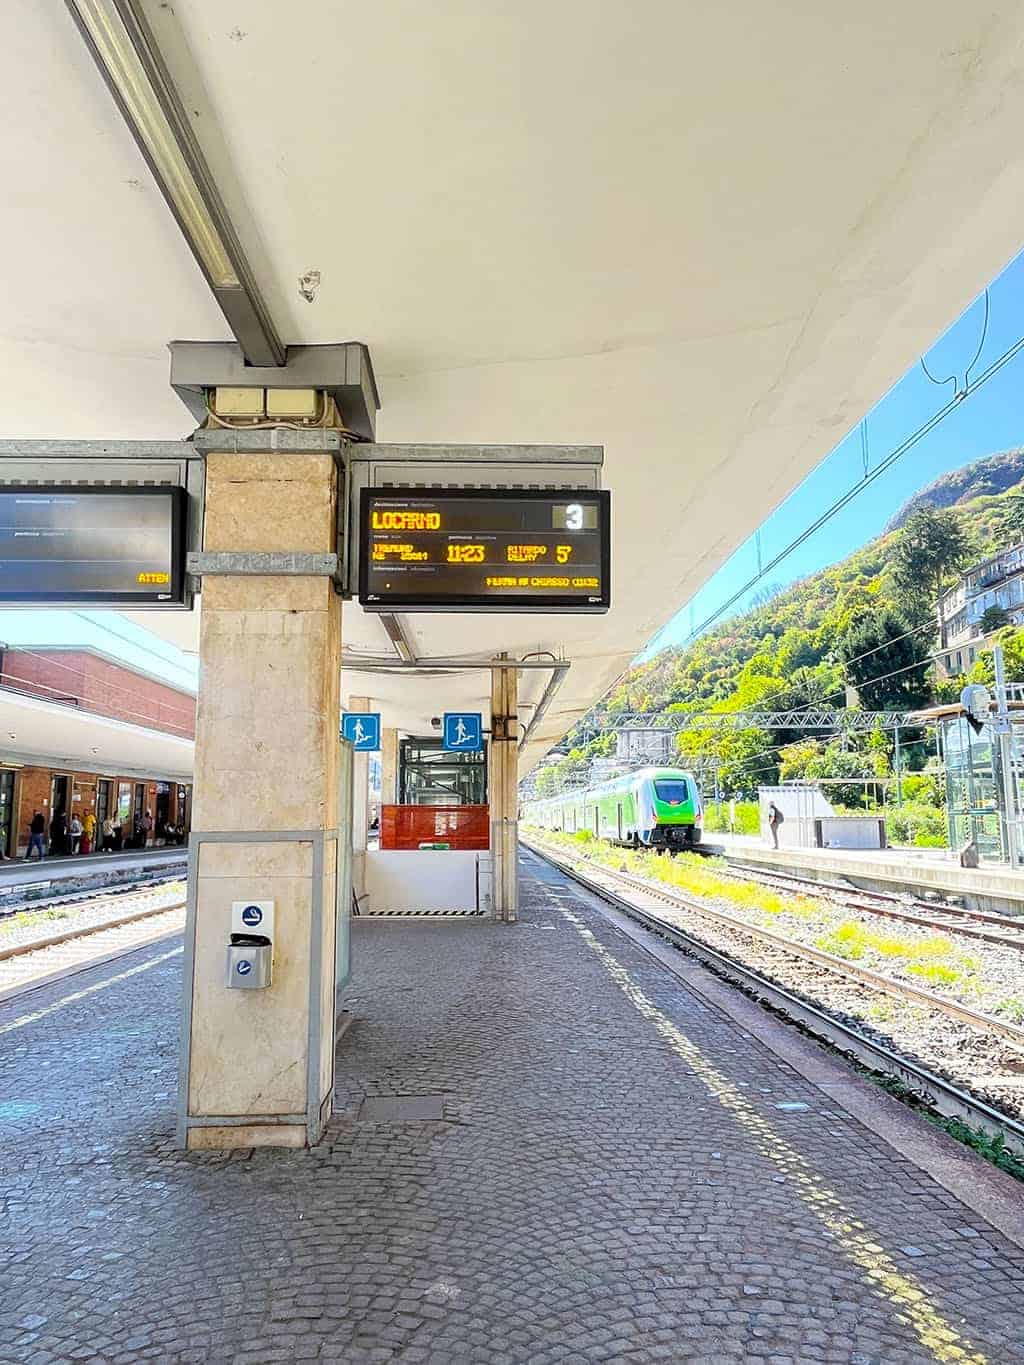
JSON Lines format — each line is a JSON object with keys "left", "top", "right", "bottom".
{"left": 50, "top": 809, "right": 67, "bottom": 857}
{"left": 27, "top": 811, "right": 46, "bottom": 861}
{"left": 102, "top": 816, "right": 115, "bottom": 852}
{"left": 141, "top": 808, "right": 154, "bottom": 848}
{"left": 69, "top": 812, "right": 83, "bottom": 855}
{"left": 767, "top": 801, "right": 783, "bottom": 850}
{"left": 81, "top": 809, "right": 95, "bottom": 856}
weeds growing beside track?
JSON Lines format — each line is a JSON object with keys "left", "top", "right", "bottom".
{"left": 0, "top": 907, "right": 70, "bottom": 936}
{"left": 527, "top": 827, "right": 989, "bottom": 1004}
{"left": 559, "top": 828, "right": 813, "bottom": 917}
{"left": 528, "top": 828, "right": 1024, "bottom": 1175}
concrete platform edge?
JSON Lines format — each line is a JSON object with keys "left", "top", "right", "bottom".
{"left": 0, "top": 922, "right": 183, "bottom": 1005}
{"left": 550, "top": 858, "right": 1024, "bottom": 1250}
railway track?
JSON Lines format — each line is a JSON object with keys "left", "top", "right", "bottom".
{"left": 523, "top": 834, "right": 1024, "bottom": 1160}
{"left": 0, "top": 870, "right": 185, "bottom": 919}
{"left": 718, "top": 857, "right": 1024, "bottom": 950}
{"left": 0, "top": 886, "right": 187, "bottom": 1000}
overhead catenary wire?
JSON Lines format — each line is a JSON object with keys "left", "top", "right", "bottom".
{"left": 0, "top": 645, "right": 196, "bottom": 724}
{"left": 71, "top": 611, "right": 199, "bottom": 682}
{"left": 657, "top": 306, "right": 1024, "bottom": 659}
{"left": 0, "top": 667, "right": 195, "bottom": 738}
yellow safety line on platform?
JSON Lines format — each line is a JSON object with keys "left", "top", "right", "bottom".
{"left": 0, "top": 946, "right": 182, "bottom": 1037}
{"left": 558, "top": 903, "right": 988, "bottom": 1365}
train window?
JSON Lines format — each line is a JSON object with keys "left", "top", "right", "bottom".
{"left": 654, "top": 780, "right": 688, "bottom": 804}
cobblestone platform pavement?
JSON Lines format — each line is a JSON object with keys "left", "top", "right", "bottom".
{"left": 1, "top": 853, "right": 1023, "bottom": 1363}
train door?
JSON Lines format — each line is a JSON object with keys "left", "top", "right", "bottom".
{"left": 49, "top": 774, "right": 70, "bottom": 854}
{"left": 177, "top": 785, "right": 191, "bottom": 835}
{"left": 154, "top": 783, "right": 171, "bottom": 838}
{"left": 50, "top": 773, "right": 69, "bottom": 820}
{"left": 116, "top": 782, "right": 133, "bottom": 847}
{"left": 96, "top": 779, "right": 112, "bottom": 832}
{"left": 0, "top": 769, "right": 15, "bottom": 856}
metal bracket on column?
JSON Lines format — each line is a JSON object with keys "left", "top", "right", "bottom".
{"left": 186, "top": 551, "right": 340, "bottom": 580}
{"left": 491, "top": 714, "right": 520, "bottom": 742}
{"left": 188, "top": 429, "right": 352, "bottom": 596}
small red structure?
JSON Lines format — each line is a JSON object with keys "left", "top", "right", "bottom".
{"left": 380, "top": 804, "right": 489, "bottom": 850}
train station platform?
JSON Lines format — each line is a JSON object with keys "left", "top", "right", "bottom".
{"left": 0, "top": 846, "right": 186, "bottom": 904}
{"left": 712, "top": 833, "right": 1024, "bottom": 915}
{"left": 1, "top": 853, "right": 1023, "bottom": 1363}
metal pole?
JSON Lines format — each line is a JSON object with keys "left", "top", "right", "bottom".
{"left": 993, "top": 645, "right": 1019, "bottom": 865}
{"left": 894, "top": 724, "right": 903, "bottom": 807}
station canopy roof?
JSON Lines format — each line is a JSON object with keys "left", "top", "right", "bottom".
{"left": 6, "top": 2, "right": 1024, "bottom": 773}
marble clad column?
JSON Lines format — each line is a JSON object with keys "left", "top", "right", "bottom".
{"left": 179, "top": 450, "right": 343, "bottom": 1150}
{"left": 380, "top": 727, "right": 399, "bottom": 805}
{"left": 348, "top": 695, "right": 371, "bottom": 911}
{"left": 489, "top": 662, "right": 519, "bottom": 922}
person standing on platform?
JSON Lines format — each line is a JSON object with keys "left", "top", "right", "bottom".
{"left": 141, "top": 808, "right": 154, "bottom": 848}
{"left": 102, "top": 815, "right": 116, "bottom": 852}
{"left": 50, "top": 809, "right": 67, "bottom": 857}
{"left": 69, "top": 812, "right": 83, "bottom": 855}
{"left": 81, "top": 809, "right": 95, "bottom": 856}
{"left": 767, "top": 800, "right": 783, "bottom": 850}
{"left": 27, "top": 811, "right": 46, "bottom": 860}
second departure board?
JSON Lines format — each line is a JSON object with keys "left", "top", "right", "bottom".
{"left": 0, "top": 486, "right": 187, "bottom": 606}
{"left": 358, "top": 488, "right": 610, "bottom": 612}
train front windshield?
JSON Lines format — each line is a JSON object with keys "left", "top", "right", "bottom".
{"left": 654, "top": 780, "right": 688, "bottom": 805}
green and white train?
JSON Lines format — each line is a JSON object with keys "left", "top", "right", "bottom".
{"left": 524, "top": 766, "right": 703, "bottom": 852}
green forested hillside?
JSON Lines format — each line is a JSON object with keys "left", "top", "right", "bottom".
{"left": 539, "top": 451, "right": 1024, "bottom": 802}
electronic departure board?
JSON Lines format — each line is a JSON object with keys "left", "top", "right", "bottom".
{"left": 0, "top": 487, "right": 187, "bottom": 606}
{"left": 359, "top": 488, "right": 610, "bottom": 612}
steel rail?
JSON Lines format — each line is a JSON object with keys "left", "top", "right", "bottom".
{"left": 0, "top": 900, "right": 186, "bottom": 963}
{"left": 0, "top": 873, "right": 186, "bottom": 921}
{"left": 523, "top": 837, "right": 1024, "bottom": 1160}
{"left": 717, "top": 860, "right": 1024, "bottom": 951}
{"left": 525, "top": 838, "right": 1024, "bottom": 1047}
{"left": 594, "top": 855, "right": 1024, "bottom": 1044}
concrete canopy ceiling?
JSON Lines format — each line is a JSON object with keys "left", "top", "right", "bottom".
{"left": 6, "top": 2, "right": 1024, "bottom": 772}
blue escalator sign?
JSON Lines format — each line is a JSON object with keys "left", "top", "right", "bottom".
{"left": 342, "top": 712, "right": 381, "bottom": 751}
{"left": 443, "top": 712, "right": 483, "bottom": 752}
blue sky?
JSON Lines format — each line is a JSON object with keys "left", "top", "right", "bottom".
{"left": 643, "top": 246, "right": 1024, "bottom": 657}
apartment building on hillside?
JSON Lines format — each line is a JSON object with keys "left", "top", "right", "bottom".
{"left": 935, "top": 541, "right": 1024, "bottom": 677}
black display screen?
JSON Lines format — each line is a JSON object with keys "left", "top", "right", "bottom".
{"left": 0, "top": 486, "right": 187, "bottom": 606}
{"left": 359, "top": 488, "right": 610, "bottom": 612}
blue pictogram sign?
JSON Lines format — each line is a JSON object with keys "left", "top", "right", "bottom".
{"left": 236, "top": 959, "right": 253, "bottom": 976}
{"left": 342, "top": 712, "right": 381, "bottom": 751}
{"left": 240, "top": 905, "right": 263, "bottom": 928}
{"left": 442, "top": 712, "right": 483, "bottom": 752}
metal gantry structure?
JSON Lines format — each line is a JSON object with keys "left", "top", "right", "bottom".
{"left": 521, "top": 708, "right": 924, "bottom": 803}
{"left": 576, "top": 709, "right": 917, "bottom": 735}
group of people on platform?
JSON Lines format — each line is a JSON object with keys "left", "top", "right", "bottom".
{"left": 22, "top": 807, "right": 189, "bottom": 861}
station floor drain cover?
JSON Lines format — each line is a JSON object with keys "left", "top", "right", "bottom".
{"left": 358, "top": 1095, "right": 445, "bottom": 1122}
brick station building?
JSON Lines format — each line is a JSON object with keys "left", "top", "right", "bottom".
{"left": 0, "top": 644, "right": 195, "bottom": 857}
